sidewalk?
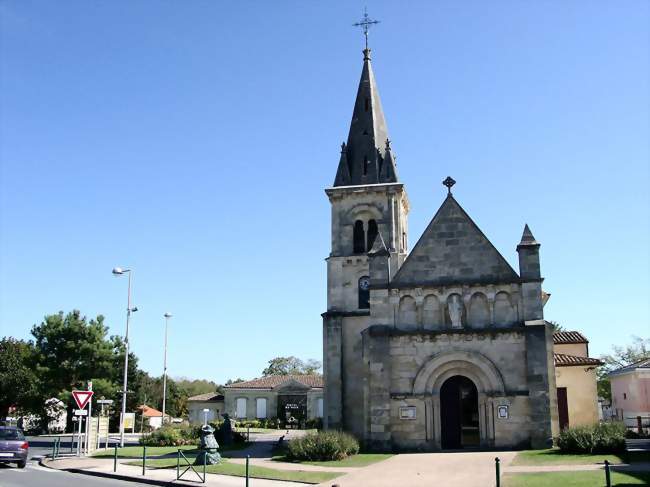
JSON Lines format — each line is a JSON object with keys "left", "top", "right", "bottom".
{"left": 42, "top": 456, "right": 310, "bottom": 486}
{"left": 314, "top": 451, "right": 518, "bottom": 487}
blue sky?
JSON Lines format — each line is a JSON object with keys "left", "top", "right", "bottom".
{"left": 1, "top": 1, "right": 648, "bottom": 384}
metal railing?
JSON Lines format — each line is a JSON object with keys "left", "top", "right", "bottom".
{"left": 176, "top": 448, "right": 206, "bottom": 483}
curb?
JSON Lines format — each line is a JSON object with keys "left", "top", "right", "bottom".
{"left": 62, "top": 468, "right": 178, "bottom": 486}
{"left": 39, "top": 458, "right": 179, "bottom": 486}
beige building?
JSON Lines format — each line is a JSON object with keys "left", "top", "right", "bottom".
{"left": 552, "top": 331, "right": 603, "bottom": 429}
{"left": 223, "top": 375, "right": 323, "bottom": 426}
{"left": 187, "top": 393, "right": 224, "bottom": 425}
{"left": 323, "top": 44, "right": 559, "bottom": 451}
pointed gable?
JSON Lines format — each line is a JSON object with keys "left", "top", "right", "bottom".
{"left": 392, "top": 195, "right": 519, "bottom": 287}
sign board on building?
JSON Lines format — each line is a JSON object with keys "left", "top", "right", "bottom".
{"left": 497, "top": 405, "right": 509, "bottom": 419}
{"left": 399, "top": 406, "right": 417, "bottom": 420}
{"left": 72, "top": 390, "right": 94, "bottom": 410}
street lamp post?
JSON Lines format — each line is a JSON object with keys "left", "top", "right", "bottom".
{"left": 112, "top": 267, "right": 137, "bottom": 448}
{"left": 161, "top": 312, "right": 172, "bottom": 426}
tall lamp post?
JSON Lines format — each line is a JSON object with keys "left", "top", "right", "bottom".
{"left": 112, "top": 267, "right": 137, "bottom": 448}
{"left": 161, "top": 312, "right": 172, "bottom": 425}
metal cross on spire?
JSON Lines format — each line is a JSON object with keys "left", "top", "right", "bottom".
{"left": 442, "top": 176, "right": 456, "bottom": 195}
{"left": 353, "top": 7, "right": 380, "bottom": 50}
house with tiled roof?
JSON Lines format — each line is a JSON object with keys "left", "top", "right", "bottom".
{"left": 137, "top": 404, "right": 170, "bottom": 430}
{"left": 552, "top": 331, "right": 603, "bottom": 429}
{"left": 608, "top": 358, "right": 650, "bottom": 430}
{"left": 223, "top": 375, "right": 323, "bottom": 426}
{"left": 187, "top": 392, "right": 224, "bottom": 425}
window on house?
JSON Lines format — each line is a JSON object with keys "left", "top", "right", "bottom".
{"left": 256, "top": 398, "right": 267, "bottom": 419}
{"left": 366, "top": 220, "right": 378, "bottom": 251}
{"left": 623, "top": 393, "right": 627, "bottom": 400}
{"left": 353, "top": 220, "right": 365, "bottom": 254}
{"left": 317, "top": 398, "right": 324, "bottom": 418}
{"left": 236, "top": 398, "right": 247, "bottom": 419}
{"left": 363, "top": 156, "right": 369, "bottom": 175}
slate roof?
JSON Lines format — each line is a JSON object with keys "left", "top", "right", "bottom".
{"left": 187, "top": 392, "right": 224, "bottom": 402}
{"left": 608, "top": 358, "right": 650, "bottom": 377}
{"left": 391, "top": 194, "right": 520, "bottom": 287}
{"left": 333, "top": 48, "right": 398, "bottom": 187}
{"left": 554, "top": 353, "right": 603, "bottom": 367}
{"left": 224, "top": 375, "right": 323, "bottom": 390}
{"left": 553, "top": 331, "right": 589, "bottom": 344}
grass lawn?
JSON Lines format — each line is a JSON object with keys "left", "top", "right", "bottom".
{"left": 93, "top": 442, "right": 249, "bottom": 458}
{"left": 511, "top": 449, "right": 648, "bottom": 466}
{"left": 503, "top": 471, "right": 650, "bottom": 487}
{"left": 127, "top": 457, "right": 342, "bottom": 484}
{"left": 273, "top": 453, "right": 393, "bottom": 468}
{"left": 93, "top": 445, "right": 197, "bottom": 458}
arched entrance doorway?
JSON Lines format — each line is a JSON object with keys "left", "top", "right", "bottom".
{"left": 440, "top": 375, "right": 479, "bottom": 449}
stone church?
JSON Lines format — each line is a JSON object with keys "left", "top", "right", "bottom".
{"left": 322, "top": 46, "right": 558, "bottom": 451}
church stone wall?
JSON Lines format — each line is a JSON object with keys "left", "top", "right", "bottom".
{"left": 341, "top": 315, "right": 370, "bottom": 438}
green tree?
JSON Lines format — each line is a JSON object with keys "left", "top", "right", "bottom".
{"left": 598, "top": 336, "right": 650, "bottom": 401}
{"left": 262, "top": 356, "right": 322, "bottom": 376}
{"left": 31, "top": 311, "right": 115, "bottom": 397}
{"left": 175, "top": 377, "right": 221, "bottom": 397}
{"left": 0, "top": 338, "right": 40, "bottom": 417}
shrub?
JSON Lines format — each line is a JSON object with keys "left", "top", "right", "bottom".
{"left": 557, "top": 422, "right": 626, "bottom": 454}
{"left": 140, "top": 425, "right": 197, "bottom": 447}
{"left": 286, "top": 431, "right": 359, "bottom": 461}
{"left": 304, "top": 418, "right": 323, "bottom": 430}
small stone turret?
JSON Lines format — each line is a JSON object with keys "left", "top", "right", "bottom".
{"left": 517, "top": 224, "right": 541, "bottom": 280}
{"left": 517, "top": 224, "right": 543, "bottom": 322}
{"left": 368, "top": 232, "right": 390, "bottom": 287}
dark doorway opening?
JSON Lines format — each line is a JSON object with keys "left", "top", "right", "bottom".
{"left": 557, "top": 387, "right": 569, "bottom": 430}
{"left": 277, "top": 394, "right": 307, "bottom": 428}
{"left": 440, "top": 375, "right": 480, "bottom": 449}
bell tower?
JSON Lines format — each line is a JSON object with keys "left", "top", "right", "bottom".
{"left": 322, "top": 44, "right": 409, "bottom": 433}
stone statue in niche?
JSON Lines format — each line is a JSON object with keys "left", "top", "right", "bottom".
{"left": 448, "top": 295, "right": 463, "bottom": 328}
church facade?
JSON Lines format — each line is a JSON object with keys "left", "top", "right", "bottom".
{"left": 322, "top": 47, "right": 559, "bottom": 451}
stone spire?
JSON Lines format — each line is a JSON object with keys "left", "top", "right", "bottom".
{"left": 333, "top": 49, "right": 399, "bottom": 187}
{"left": 518, "top": 224, "right": 539, "bottom": 247}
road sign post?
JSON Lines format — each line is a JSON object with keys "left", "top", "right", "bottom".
{"left": 71, "top": 389, "right": 94, "bottom": 456}
{"left": 86, "top": 382, "right": 93, "bottom": 455}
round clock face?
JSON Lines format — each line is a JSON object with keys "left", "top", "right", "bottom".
{"left": 359, "top": 276, "right": 370, "bottom": 291}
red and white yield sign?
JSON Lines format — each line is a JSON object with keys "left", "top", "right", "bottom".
{"left": 72, "top": 390, "right": 94, "bottom": 410}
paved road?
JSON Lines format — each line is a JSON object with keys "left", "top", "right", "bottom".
{"left": 25, "top": 434, "right": 140, "bottom": 461}
{"left": 0, "top": 462, "right": 155, "bottom": 487}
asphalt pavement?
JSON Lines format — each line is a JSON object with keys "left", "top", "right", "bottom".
{"left": 0, "top": 459, "right": 155, "bottom": 487}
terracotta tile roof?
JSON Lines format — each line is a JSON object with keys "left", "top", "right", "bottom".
{"left": 553, "top": 331, "right": 589, "bottom": 344}
{"left": 608, "top": 358, "right": 650, "bottom": 376}
{"left": 137, "top": 405, "right": 169, "bottom": 418}
{"left": 187, "top": 393, "right": 224, "bottom": 402}
{"left": 554, "top": 353, "right": 603, "bottom": 367}
{"left": 224, "top": 375, "right": 323, "bottom": 390}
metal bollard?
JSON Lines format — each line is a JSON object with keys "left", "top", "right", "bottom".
{"left": 604, "top": 460, "right": 611, "bottom": 487}
{"left": 246, "top": 454, "right": 250, "bottom": 487}
{"left": 495, "top": 457, "right": 501, "bottom": 487}
{"left": 142, "top": 445, "right": 146, "bottom": 476}
{"left": 113, "top": 444, "right": 118, "bottom": 472}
